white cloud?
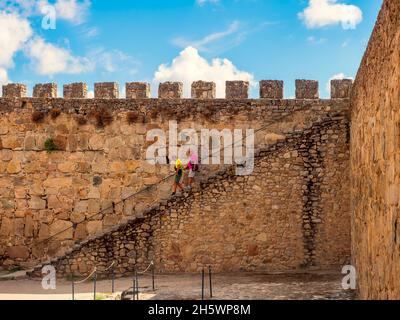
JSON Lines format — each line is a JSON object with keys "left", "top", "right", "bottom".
{"left": 172, "top": 21, "right": 242, "bottom": 52}
{"left": 341, "top": 38, "right": 350, "bottom": 47}
{"left": 83, "top": 26, "right": 99, "bottom": 38}
{"left": 196, "top": 0, "right": 219, "bottom": 6}
{"left": 307, "top": 36, "right": 326, "bottom": 45}
{"left": 0, "top": 68, "right": 9, "bottom": 86}
{"left": 0, "top": 0, "right": 37, "bottom": 17}
{"left": 153, "top": 46, "right": 255, "bottom": 98}
{"left": 54, "top": 0, "right": 91, "bottom": 24}
{"left": 0, "top": 12, "right": 33, "bottom": 68}
{"left": 25, "top": 37, "right": 94, "bottom": 76}
{"left": 299, "top": 0, "right": 362, "bottom": 29}
{"left": 88, "top": 48, "right": 138, "bottom": 73}
{"left": 0, "top": 2, "right": 94, "bottom": 78}
{"left": 1, "top": 0, "right": 91, "bottom": 24}
{"left": 326, "top": 73, "right": 354, "bottom": 94}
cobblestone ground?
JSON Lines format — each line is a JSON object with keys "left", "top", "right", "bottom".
{"left": 145, "top": 272, "right": 355, "bottom": 300}
{"left": 0, "top": 271, "right": 355, "bottom": 300}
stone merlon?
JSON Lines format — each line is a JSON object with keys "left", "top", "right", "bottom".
{"left": 33, "top": 83, "right": 58, "bottom": 98}
{"left": 64, "top": 83, "right": 88, "bottom": 99}
{"left": 1, "top": 80, "right": 354, "bottom": 100}
{"left": 94, "top": 82, "right": 119, "bottom": 99}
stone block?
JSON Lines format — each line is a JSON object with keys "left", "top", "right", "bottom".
{"left": 226, "top": 81, "right": 249, "bottom": 99}
{"left": 29, "top": 196, "right": 46, "bottom": 210}
{"left": 330, "top": 79, "right": 353, "bottom": 98}
{"left": 7, "top": 159, "right": 21, "bottom": 174}
{"left": 49, "top": 220, "right": 73, "bottom": 240}
{"left": 74, "top": 223, "right": 87, "bottom": 240}
{"left": 24, "top": 215, "right": 34, "bottom": 237}
{"left": 158, "top": 82, "right": 183, "bottom": 99}
{"left": 126, "top": 82, "right": 151, "bottom": 99}
{"left": 70, "top": 212, "right": 85, "bottom": 224}
{"left": 33, "top": 83, "right": 57, "bottom": 98}
{"left": 0, "top": 217, "right": 12, "bottom": 236}
{"left": 6, "top": 246, "right": 30, "bottom": 259}
{"left": 87, "top": 220, "right": 102, "bottom": 235}
{"left": 63, "top": 82, "right": 88, "bottom": 99}
{"left": 191, "top": 81, "right": 216, "bottom": 99}
{"left": 94, "top": 82, "right": 119, "bottom": 99}
{"left": 259, "top": 80, "right": 284, "bottom": 99}
{"left": 295, "top": 80, "right": 319, "bottom": 99}
{"left": 2, "top": 84, "right": 27, "bottom": 98}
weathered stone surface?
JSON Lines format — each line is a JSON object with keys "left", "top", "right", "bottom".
{"left": 295, "top": 80, "right": 319, "bottom": 99}
{"left": 158, "top": 82, "right": 183, "bottom": 99}
{"left": 351, "top": 0, "right": 400, "bottom": 300}
{"left": 6, "top": 246, "right": 30, "bottom": 259}
{"left": 0, "top": 217, "right": 12, "bottom": 236}
{"left": 29, "top": 196, "right": 46, "bottom": 210}
{"left": 64, "top": 83, "right": 88, "bottom": 99}
{"left": 260, "top": 80, "right": 284, "bottom": 99}
{"left": 126, "top": 82, "right": 150, "bottom": 99}
{"left": 33, "top": 83, "right": 57, "bottom": 98}
{"left": 7, "top": 159, "right": 21, "bottom": 174}
{"left": 30, "top": 105, "right": 351, "bottom": 277}
{"left": 87, "top": 220, "right": 102, "bottom": 235}
{"left": 49, "top": 220, "right": 73, "bottom": 240}
{"left": 94, "top": 82, "right": 119, "bottom": 99}
{"left": 70, "top": 212, "right": 85, "bottom": 224}
{"left": 24, "top": 215, "right": 34, "bottom": 237}
{"left": 226, "top": 81, "right": 249, "bottom": 99}
{"left": 38, "top": 223, "right": 50, "bottom": 240}
{"left": 191, "top": 81, "right": 216, "bottom": 99}
{"left": 2, "top": 84, "right": 27, "bottom": 98}
{"left": 0, "top": 86, "right": 351, "bottom": 273}
{"left": 74, "top": 223, "right": 87, "bottom": 240}
{"left": 74, "top": 201, "right": 88, "bottom": 214}
{"left": 104, "top": 215, "right": 119, "bottom": 226}
{"left": 331, "top": 79, "right": 353, "bottom": 99}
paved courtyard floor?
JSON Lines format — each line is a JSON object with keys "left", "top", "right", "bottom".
{"left": 0, "top": 271, "right": 356, "bottom": 300}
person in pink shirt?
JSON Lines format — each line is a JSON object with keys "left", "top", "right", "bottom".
{"left": 185, "top": 149, "right": 199, "bottom": 190}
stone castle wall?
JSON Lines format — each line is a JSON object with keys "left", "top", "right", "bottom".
{"left": 29, "top": 111, "right": 350, "bottom": 276}
{"left": 351, "top": 0, "right": 400, "bottom": 300}
{"left": 0, "top": 79, "right": 351, "bottom": 274}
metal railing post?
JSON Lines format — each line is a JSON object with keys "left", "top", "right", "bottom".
{"left": 201, "top": 268, "right": 205, "bottom": 300}
{"left": 71, "top": 274, "right": 75, "bottom": 301}
{"left": 209, "top": 266, "right": 213, "bottom": 298}
{"left": 93, "top": 271, "right": 97, "bottom": 300}
{"left": 135, "top": 269, "right": 139, "bottom": 300}
{"left": 112, "top": 268, "right": 115, "bottom": 294}
{"left": 152, "top": 263, "right": 155, "bottom": 291}
{"left": 132, "top": 278, "right": 136, "bottom": 301}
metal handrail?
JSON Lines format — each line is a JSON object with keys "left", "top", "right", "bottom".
{"left": 71, "top": 261, "right": 116, "bottom": 300}
{"left": 104, "top": 261, "right": 115, "bottom": 272}
{"left": 73, "top": 267, "right": 97, "bottom": 284}
{"left": 137, "top": 261, "right": 154, "bottom": 274}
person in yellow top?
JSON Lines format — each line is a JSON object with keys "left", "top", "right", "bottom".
{"left": 172, "top": 159, "right": 184, "bottom": 195}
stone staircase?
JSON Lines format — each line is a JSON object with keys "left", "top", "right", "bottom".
{"left": 28, "top": 163, "right": 246, "bottom": 277}
{"left": 27, "top": 110, "right": 348, "bottom": 278}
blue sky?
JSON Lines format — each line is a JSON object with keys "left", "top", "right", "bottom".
{"left": 0, "top": 0, "right": 383, "bottom": 98}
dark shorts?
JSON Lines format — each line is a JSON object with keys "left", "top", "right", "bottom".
{"left": 175, "top": 175, "right": 182, "bottom": 184}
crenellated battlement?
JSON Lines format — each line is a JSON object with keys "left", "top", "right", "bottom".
{"left": 1, "top": 79, "right": 353, "bottom": 100}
